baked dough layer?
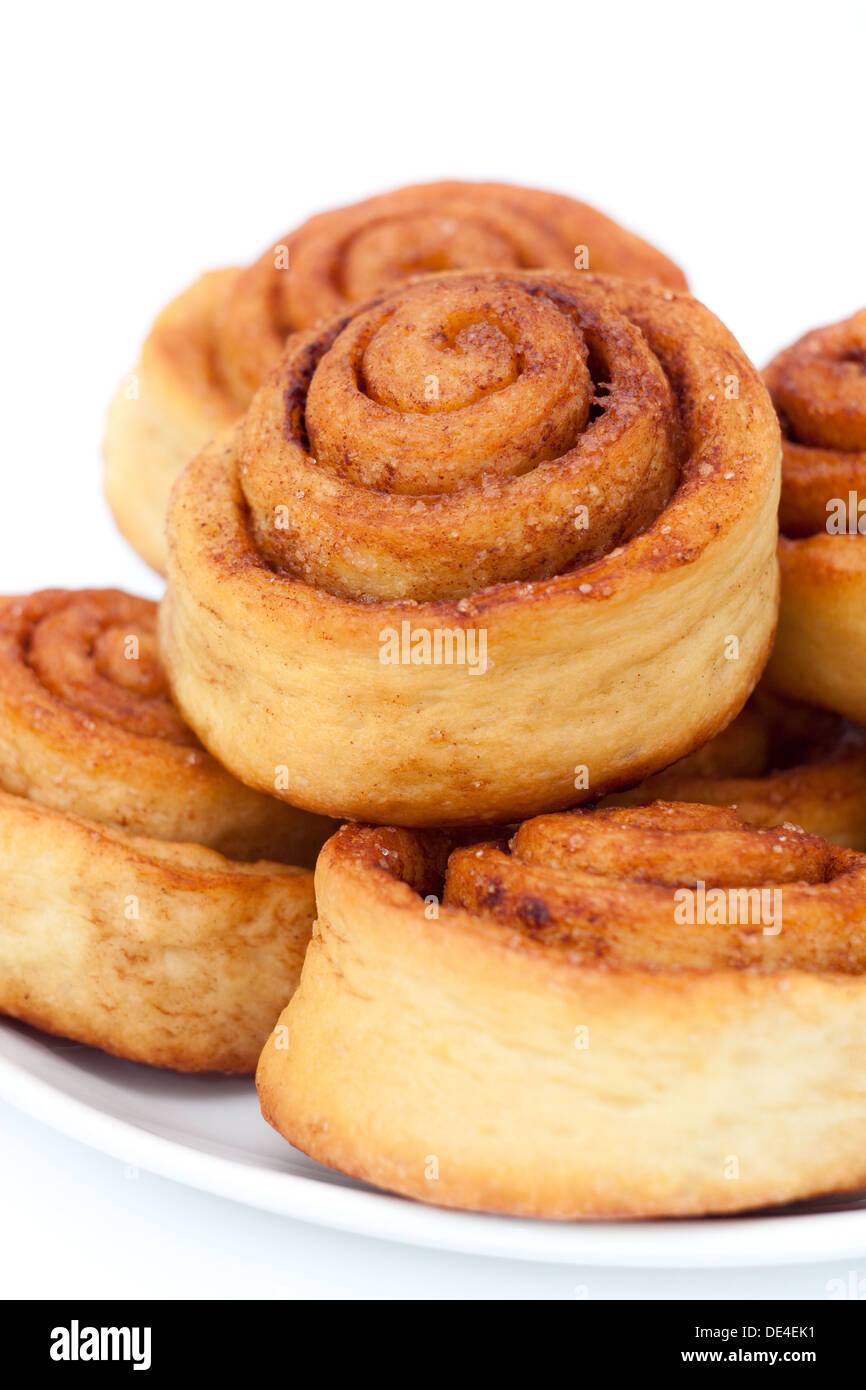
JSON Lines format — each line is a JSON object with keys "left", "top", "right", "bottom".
{"left": 0, "top": 791, "right": 315, "bottom": 1073}
{"left": 161, "top": 270, "right": 780, "bottom": 827}
{"left": 104, "top": 270, "right": 239, "bottom": 575}
{"left": 104, "top": 181, "right": 686, "bottom": 574}
{"left": 258, "top": 808, "right": 866, "bottom": 1218}
{"left": 0, "top": 589, "right": 332, "bottom": 1071}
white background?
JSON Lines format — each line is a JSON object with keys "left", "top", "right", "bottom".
{"left": 1, "top": 0, "right": 864, "bottom": 1299}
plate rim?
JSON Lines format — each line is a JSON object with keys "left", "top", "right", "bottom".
{"left": 2, "top": 1024, "right": 866, "bottom": 1269}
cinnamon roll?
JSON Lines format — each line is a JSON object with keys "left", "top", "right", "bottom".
{"left": 606, "top": 689, "right": 866, "bottom": 848}
{"left": 103, "top": 181, "right": 686, "bottom": 573}
{"left": 161, "top": 269, "right": 780, "bottom": 828}
{"left": 765, "top": 310, "right": 866, "bottom": 722}
{"left": 258, "top": 806, "right": 866, "bottom": 1218}
{"left": 0, "top": 588, "right": 333, "bottom": 1072}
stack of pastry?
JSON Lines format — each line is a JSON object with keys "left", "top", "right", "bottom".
{"left": 0, "top": 587, "right": 333, "bottom": 1072}
{"left": 6, "top": 180, "right": 865, "bottom": 1219}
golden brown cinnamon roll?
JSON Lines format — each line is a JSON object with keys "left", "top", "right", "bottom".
{"left": 0, "top": 588, "right": 333, "bottom": 1072}
{"left": 161, "top": 269, "right": 780, "bottom": 828}
{"left": 605, "top": 689, "right": 866, "bottom": 848}
{"left": 104, "top": 181, "right": 686, "bottom": 573}
{"left": 258, "top": 805, "right": 866, "bottom": 1219}
{"left": 764, "top": 310, "right": 866, "bottom": 722}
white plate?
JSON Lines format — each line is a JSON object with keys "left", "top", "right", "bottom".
{"left": 2, "top": 1018, "right": 866, "bottom": 1268}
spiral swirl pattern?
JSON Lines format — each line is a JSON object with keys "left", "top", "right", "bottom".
{"left": 21, "top": 589, "right": 193, "bottom": 742}
{"left": 766, "top": 309, "right": 866, "bottom": 537}
{"left": 764, "top": 310, "right": 866, "bottom": 723}
{"left": 213, "top": 179, "right": 687, "bottom": 408}
{"left": 242, "top": 272, "right": 680, "bottom": 601}
{"left": 105, "top": 182, "right": 686, "bottom": 576}
{"left": 0, "top": 588, "right": 328, "bottom": 859}
{"left": 444, "top": 802, "right": 857, "bottom": 970}
{"left": 258, "top": 808, "right": 866, "bottom": 1217}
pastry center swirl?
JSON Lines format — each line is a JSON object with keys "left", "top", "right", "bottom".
{"left": 441, "top": 804, "right": 838, "bottom": 961}
{"left": 22, "top": 592, "right": 195, "bottom": 745}
{"left": 769, "top": 310, "right": 866, "bottom": 453}
{"left": 239, "top": 272, "right": 681, "bottom": 602}
{"left": 767, "top": 310, "right": 866, "bottom": 538}
{"left": 303, "top": 283, "right": 594, "bottom": 495}
{"left": 336, "top": 213, "right": 523, "bottom": 300}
